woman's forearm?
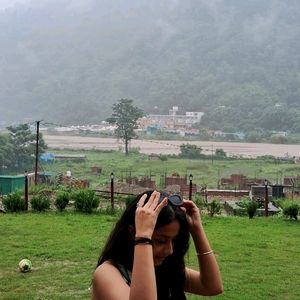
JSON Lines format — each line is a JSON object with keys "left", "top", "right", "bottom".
{"left": 191, "top": 224, "right": 223, "bottom": 295}
{"left": 129, "top": 244, "right": 157, "bottom": 300}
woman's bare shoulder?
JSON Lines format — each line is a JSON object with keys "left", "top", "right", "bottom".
{"left": 94, "top": 260, "right": 114, "bottom": 273}
{"left": 92, "top": 261, "right": 130, "bottom": 300}
{"left": 93, "top": 261, "right": 121, "bottom": 284}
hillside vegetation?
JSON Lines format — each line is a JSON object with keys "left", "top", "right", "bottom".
{"left": 1, "top": 0, "right": 300, "bottom": 132}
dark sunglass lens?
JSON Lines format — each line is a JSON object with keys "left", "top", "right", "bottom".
{"left": 159, "top": 193, "right": 168, "bottom": 203}
{"left": 169, "top": 195, "right": 182, "bottom": 205}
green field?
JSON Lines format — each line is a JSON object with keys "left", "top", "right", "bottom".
{"left": 41, "top": 149, "right": 300, "bottom": 189}
{"left": 0, "top": 212, "right": 299, "bottom": 300}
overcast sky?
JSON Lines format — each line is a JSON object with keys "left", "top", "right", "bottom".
{"left": 0, "top": 0, "right": 32, "bottom": 10}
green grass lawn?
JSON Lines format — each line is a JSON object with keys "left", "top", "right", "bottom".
{"left": 0, "top": 212, "right": 299, "bottom": 299}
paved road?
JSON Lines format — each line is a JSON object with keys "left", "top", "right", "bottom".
{"left": 43, "top": 134, "right": 300, "bottom": 158}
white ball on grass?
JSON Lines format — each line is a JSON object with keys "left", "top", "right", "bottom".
{"left": 18, "top": 259, "right": 32, "bottom": 273}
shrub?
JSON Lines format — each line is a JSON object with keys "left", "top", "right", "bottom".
{"left": 194, "top": 194, "right": 207, "bottom": 210}
{"left": 72, "top": 189, "right": 100, "bottom": 213}
{"left": 159, "top": 155, "right": 168, "bottom": 161}
{"left": 207, "top": 200, "right": 222, "bottom": 217}
{"left": 236, "top": 200, "right": 247, "bottom": 209}
{"left": 245, "top": 200, "right": 258, "bottom": 219}
{"left": 2, "top": 191, "right": 25, "bottom": 212}
{"left": 272, "top": 199, "right": 282, "bottom": 208}
{"left": 283, "top": 201, "right": 299, "bottom": 220}
{"left": 29, "top": 184, "right": 55, "bottom": 195}
{"left": 31, "top": 194, "right": 50, "bottom": 212}
{"left": 129, "top": 147, "right": 140, "bottom": 155}
{"left": 55, "top": 191, "right": 70, "bottom": 211}
{"left": 215, "top": 148, "right": 227, "bottom": 158}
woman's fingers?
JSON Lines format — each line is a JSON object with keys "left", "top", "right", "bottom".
{"left": 154, "top": 197, "right": 168, "bottom": 212}
{"left": 142, "top": 191, "right": 160, "bottom": 209}
{"left": 136, "top": 193, "right": 147, "bottom": 208}
{"left": 136, "top": 191, "right": 167, "bottom": 217}
{"left": 148, "top": 191, "right": 161, "bottom": 209}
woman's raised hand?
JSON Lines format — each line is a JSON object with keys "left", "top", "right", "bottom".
{"left": 181, "top": 199, "right": 202, "bottom": 234}
{"left": 135, "top": 191, "right": 168, "bottom": 238}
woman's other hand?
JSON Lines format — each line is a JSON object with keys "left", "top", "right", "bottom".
{"left": 181, "top": 199, "right": 202, "bottom": 234}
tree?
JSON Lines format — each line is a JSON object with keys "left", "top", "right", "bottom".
{"left": 3, "top": 124, "right": 47, "bottom": 171}
{"left": 215, "top": 148, "right": 227, "bottom": 158}
{"left": 0, "top": 134, "right": 12, "bottom": 172}
{"left": 107, "top": 99, "right": 143, "bottom": 155}
{"left": 179, "top": 144, "right": 203, "bottom": 159}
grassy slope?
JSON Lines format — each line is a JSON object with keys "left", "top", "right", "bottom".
{"left": 0, "top": 213, "right": 299, "bottom": 300}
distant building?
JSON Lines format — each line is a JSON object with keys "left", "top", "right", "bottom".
{"left": 139, "top": 106, "right": 204, "bottom": 131}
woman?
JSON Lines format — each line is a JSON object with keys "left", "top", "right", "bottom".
{"left": 92, "top": 190, "right": 223, "bottom": 299}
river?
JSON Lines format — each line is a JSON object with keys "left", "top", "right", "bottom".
{"left": 43, "top": 134, "right": 300, "bottom": 158}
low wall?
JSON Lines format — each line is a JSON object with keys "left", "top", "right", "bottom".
{"left": 206, "top": 189, "right": 249, "bottom": 197}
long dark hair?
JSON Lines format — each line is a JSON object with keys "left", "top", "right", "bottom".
{"left": 97, "top": 190, "right": 190, "bottom": 300}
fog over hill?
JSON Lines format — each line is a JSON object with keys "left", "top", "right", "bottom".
{"left": 1, "top": 0, "right": 300, "bottom": 132}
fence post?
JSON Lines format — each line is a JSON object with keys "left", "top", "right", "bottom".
{"left": 24, "top": 171, "right": 28, "bottom": 211}
{"left": 264, "top": 179, "right": 269, "bottom": 217}
{"left": 189, "top": 174, "right": 193, "bottom": 200}
{"left": 110, "top": 172, "right": 114, "bottom": 210}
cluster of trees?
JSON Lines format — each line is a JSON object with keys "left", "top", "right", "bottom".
{"left": 179, "top": 144, "right": 226, "bottom": 160}
{"left": 0, "top": 124, "right": 47, "bottom": 173}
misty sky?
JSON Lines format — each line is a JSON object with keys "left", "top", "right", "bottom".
{"left": 0, "top": 0, "right": 32, "bottom": 10}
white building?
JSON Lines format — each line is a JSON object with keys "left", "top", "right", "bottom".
{"left": 139, "top": 106, "right": 204, "bottom": 130}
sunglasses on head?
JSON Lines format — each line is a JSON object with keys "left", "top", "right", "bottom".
{"left": 158, "top": 193, "right": 183, "bottom": 206}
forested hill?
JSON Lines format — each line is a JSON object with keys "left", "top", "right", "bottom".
{"left": 1, "top": 0, "right": 300, "bottom": 132}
